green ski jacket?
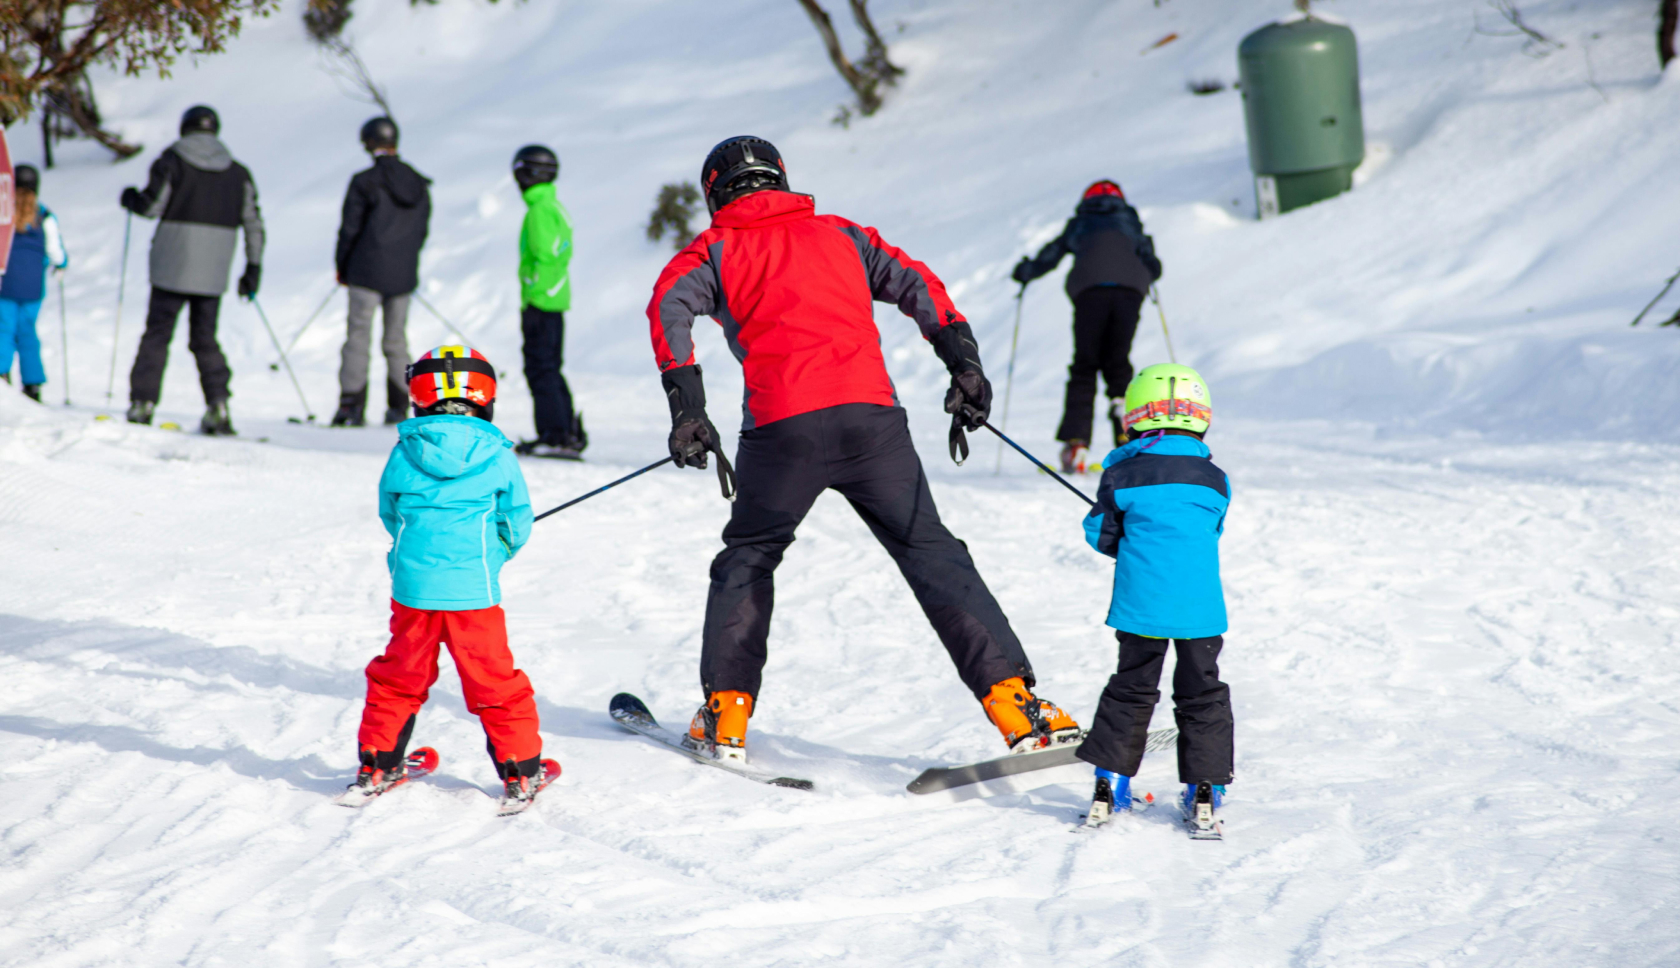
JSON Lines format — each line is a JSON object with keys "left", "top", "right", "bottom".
{"left": 519, "top": 182, "right": 573, "bottom": 311}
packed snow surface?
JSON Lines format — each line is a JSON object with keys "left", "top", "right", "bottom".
{"left": 3, "top": 0, "right": 1679, "bottom": 965}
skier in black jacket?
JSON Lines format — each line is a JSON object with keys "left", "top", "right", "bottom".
{"left": 332, "top": 117, "right": 432, "bottom": 426}
{"left": 1012, "top": 180, "right": 1162, "bottom": 472}
{"left": 119, "top": 105, "right": 265, "bottom": 435}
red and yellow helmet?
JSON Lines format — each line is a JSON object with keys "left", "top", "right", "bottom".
{"left": 406, "top": 345, "right": 497, "bottom": 412}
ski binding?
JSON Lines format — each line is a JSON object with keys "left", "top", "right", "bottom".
{"left": 1183, "top": 781, "right": 1224, "bottom": 841}
{"left": 334, "top": 747, "right": 439, "bottom": 807}
{"left": 496, "top": 759, "right": 562, "bottom": 816}
{"left": 609, "top": 692, "right": 813, "bottom": 790}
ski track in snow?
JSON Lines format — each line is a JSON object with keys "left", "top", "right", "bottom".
{"left": 4, "top": 0, "right": 1680, "bottom": 963}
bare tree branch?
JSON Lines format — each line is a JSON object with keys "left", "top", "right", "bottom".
{"left": 795, "top": 0, "right": 902, "bottom": 118}
{"left": 1661, "top": 0, "right": 1678, "bottom": 68}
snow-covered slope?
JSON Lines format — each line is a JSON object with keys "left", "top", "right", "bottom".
{"left": 3, "top": 1, "right": 1679, "bottom": 965}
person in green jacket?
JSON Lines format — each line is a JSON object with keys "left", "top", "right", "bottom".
{"left": 511, "top": 144, "right": 585, "bottom": 458}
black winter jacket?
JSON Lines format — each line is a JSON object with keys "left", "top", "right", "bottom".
{"left": 1017, "top": 195, "right": 1162, "bottom": 299}
{"left": 335, "top": 155, "right": 432, "bottom": 296}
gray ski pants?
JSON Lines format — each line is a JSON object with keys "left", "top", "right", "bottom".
{"left": 339, "top": 285, "right": 412, "bottom": 399}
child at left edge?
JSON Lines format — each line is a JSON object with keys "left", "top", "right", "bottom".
{"left": 344, "top": 344, "right": 553, "bottom": 810}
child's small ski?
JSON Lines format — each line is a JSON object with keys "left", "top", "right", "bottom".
{"left": 609, "top": 692, "right": 814, "bottom": 790}
{"left": 1182, "top": 781, "right": 1224, "bottom": 841}
{"left": 333, "top": 747, "right": 439, "bottom": 807}
{"left": 906, "top": 727, "right": 1178, "bottom": 795}
{"left": 1080, "top": 792, "right": 1156, "bottom": 829}
{"left": 495, "top": 759, "right": 561, "bottom": 816}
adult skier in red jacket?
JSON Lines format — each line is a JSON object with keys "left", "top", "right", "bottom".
{"left": 647, "top": 136, "right": 1080, "bottom": 762}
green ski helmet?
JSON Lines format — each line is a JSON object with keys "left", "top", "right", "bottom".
{"left": 1121, "top": 363, "right": 1213, "bottom": 435}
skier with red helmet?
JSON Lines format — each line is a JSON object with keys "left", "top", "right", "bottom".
{"left": 647, "top": 136, "right": 1081, "bottom": 764}
{"left": 345, "top": 345, "right": 554, "bottom": 813}
{"left": 1011, "top": 180, "right": 1162, "bottom": 473}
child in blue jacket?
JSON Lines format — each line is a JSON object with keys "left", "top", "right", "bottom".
{"left": 345, "top": 345, "right": 549, "bottom": 809}
{"left": 1077, "top": 363, "right": 1232, "bottom": 835}
{"left": 1, "top": 165, "right": 70, "bottom": 401}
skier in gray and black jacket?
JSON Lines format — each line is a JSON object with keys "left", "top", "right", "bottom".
{"left": 1012, "top": 180, "right": 1161, "bottom": 472}
{"left": 119, "top": 104, "right": 265, "bottom": 435}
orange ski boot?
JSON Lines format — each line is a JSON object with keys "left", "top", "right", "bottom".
{"left": 981, "top": 677, "right": 1082, "bottom": 753}
{"left": 685, "top": 690, "right": 753, "bottom": 762}
{"left": 1059, "top": 441, "right": 1089, "bottom": 474}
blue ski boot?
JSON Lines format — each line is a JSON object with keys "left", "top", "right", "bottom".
{"left": 1181, "top": 781, "right": 1226, "bottom": 840}
{"left": 1083, "top": 768, "right": 1131, "bottom": 828}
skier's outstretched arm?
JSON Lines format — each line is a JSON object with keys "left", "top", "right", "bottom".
{"left": 647, "top": 237, "right": 729, "bottom": 471}
{"left": 1012, "top": 221, "right": 1073, "bottom": 285}
{"left": 836, "top": 221, "right": 965, "bottom": 340}
{"left": 120, "top": 152, "right": 175, "bottom": 219}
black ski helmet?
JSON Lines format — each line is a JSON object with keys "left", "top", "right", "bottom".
{"left": 512, "top": 144, "right": 559, "bottom": 191}
{"left": 360, "top": 116, "right": 399, "bottom": 151}
{"left": 180, "top": 105, "right": 220, "bottom": 136}
{"left": 700, "top": 136, "right": 786, "bottom": 214}
{"left": 14, "top": 164, "right": 39, "bottom": 193}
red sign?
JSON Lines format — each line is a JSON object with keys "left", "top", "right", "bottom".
{"left": 0, "top": 126, "right": 13, "bottom": 278}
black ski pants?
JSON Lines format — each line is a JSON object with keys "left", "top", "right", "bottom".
{"left": 701, "top": 402, "right": 1034, "bottom": 701}
{"left": 521, "top": 307, "right": 577, "bottom": 443}
{"left": 129, "top": 288, "right": 230, "bottom": 405}
{"left": 1056, "top": 285, "right": 1145, "bottom": 446}
{"left": 1076, "top": 631, "right": 1234, "bottom": 784}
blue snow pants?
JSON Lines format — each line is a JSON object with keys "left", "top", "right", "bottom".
{"left": 0, "top": 298, "right": 46, "bottom": 386}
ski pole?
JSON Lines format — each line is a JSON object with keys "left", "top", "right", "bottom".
{"left": 1150, "top": 285, "right": 1177, "bottom": 364}
{"left": 1630, "top": 265, "right": 1680, "bottom": 326}
{"left": 534, "top": 456, "right": 675, "bottom": 522}
{"left": 412, "top": 291, "right": 470, "bottom": 345}
{"left": 993, "top": 283, "right": 1026, "bottom": 474}
{"left": 106, "top": 211, "right": 131, "bottom": 404}
{"left": 276, "top": 283, "right": 341, "bottom": 365}
{"left": 980, "top": 418, "right": 1095, "bottom": 508}
{"left": 250, "top": 296, "right": 316, "bottom": 422}
{"left": 57, "top": 273, "right": 70, "bottom": 406}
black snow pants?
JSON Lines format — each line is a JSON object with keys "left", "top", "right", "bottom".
{"left": 1076, "top": 631, "right": 1234, "bottom": 784}
{"left": 1055, "top": 285, "right": 1145, "bottom": 446}
{"left": 129, "top": 288, "right": 230, "bottom": 405}
{"left": 521, "top": 307, "right": 578, "bottom": 444}
{"left": 700, "top": 402, "right": 1034, "bottom": 701}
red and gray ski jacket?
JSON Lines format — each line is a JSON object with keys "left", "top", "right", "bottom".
{"left": 647, "top": 190, "right": 966, "bottom": 429}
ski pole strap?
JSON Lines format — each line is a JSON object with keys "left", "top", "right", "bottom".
{"left": 981, "top": 419, "right": 1096, "bottom": 507}
{"left": 534, "top": 456, "right": 675, "bottom": 522}
{"left": 710, "top": 442, "right": 737, "bottom": 501}
{"left": 949, "top": 414, "right": 970, "bottom": 465}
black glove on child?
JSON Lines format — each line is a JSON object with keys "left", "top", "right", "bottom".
{"left": 661, "top": 364, "right": 736, "bottom": 500}
{"left": 237, "top": 264, "right": 262, "bottom": 299}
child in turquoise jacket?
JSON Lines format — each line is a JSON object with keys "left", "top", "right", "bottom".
{"left": 347, "top": 345, "right": 549, "bottom": 809}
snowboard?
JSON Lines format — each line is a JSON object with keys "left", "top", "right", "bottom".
{"left": 906, "top": 727, "right": 1179, "bottom": 795}
{"left": 496, "top": 758, "right": 562, "bottom": 816}
{"left": 333, "top": 747, "right": 440, "bottom": 807}
{"left": 609, "top": 692, "right": 814, "bottom": 791}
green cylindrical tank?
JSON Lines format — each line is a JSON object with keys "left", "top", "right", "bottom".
{"left": 1238, "top": 17, "right": 1364, "bottom": 217}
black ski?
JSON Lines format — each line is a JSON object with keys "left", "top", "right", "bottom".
{"left": 907, "top": 728, "right": 1178, "bottom": 795}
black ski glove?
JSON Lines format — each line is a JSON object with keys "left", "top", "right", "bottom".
{"left": 120, "top": 187, "right": 146, "bottom": 215}
{"left": 932, "top": 320, "right": 992, "bottom": 430}
{"left": 1010, "top": 258, "right": 1034, "bottom": 285}
{"left": 237, "top": 264, "right": 262, "bottom": 299}
{"left": 661, "top": 364, "right": 736, "bottom": 500}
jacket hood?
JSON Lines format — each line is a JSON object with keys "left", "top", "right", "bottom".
{"left": 711, "top": 189, "right": 815, "bottom": 229}
{"left": 397, "top": 415, "right": 510, "bottom": 480}
{"left": 171, "top": 133, "right": 233, "bottom": 172}
{"left": 1076, "top": 195, "right": 1128, "bottom": 218}
{"left": 1102, "top": 433, "right": 1211, "bottom": 468}
{"left": 375, "top": 155, "right": 431, "bottom": 208}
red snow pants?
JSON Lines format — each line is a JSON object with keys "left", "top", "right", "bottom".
{"left": 357, "top": 601, "right": 542, "bottom": 767}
